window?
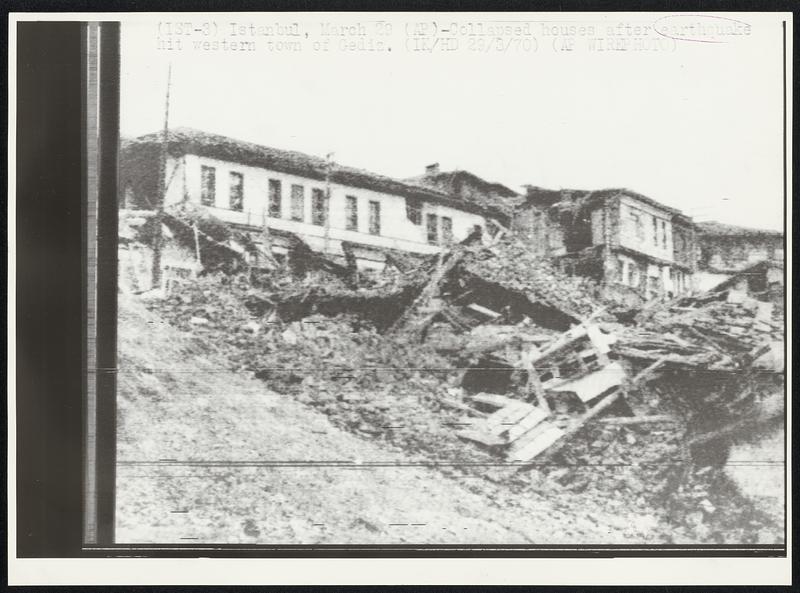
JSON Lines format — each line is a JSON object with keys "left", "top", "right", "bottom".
{"left": 201, "top": 165, "right": 216, "bottom": 206}
{"left": 290, "top": 184, "right": 304, "bottom": 222}
{"left": 441, "top": 216, "right": 453, "bottom": 243}
{"left": 631, "top": 211, "right": 644, "bottom": 241}
{"left": 311, "top": 188, "right": 327, "bottom": 226}
{"left": 268, "top": 179, "right": 282, "bottom": 218}
{"left": 652, "top": 216, "right": 658, "bottom": 246}
{"left": 630, "top": 262, "right": 640, "bottom": 287}
{"left": 368, "top": 200, "right": 381, "bottom": 235}
{"left": 648, "top": 274, "right": 660, "bottom": 295}
{"left": 229, "top": 172, "right": 244, "bottom": 211}
{"left": 661, "top": 220, "right": 667, "bottom": 249}
{"left": 345, "top": 196, "right": 358, "bottom": 231}
{"left": 426, "top": 213, "right": 439, "bottom": 244}
{"left": 406, "top": 197, "right": 422, "bottom": 225}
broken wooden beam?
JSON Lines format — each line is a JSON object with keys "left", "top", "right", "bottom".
{"left": 389, "top": 246, "right": 467, "bottom": 339}
{"left": 519, "top": 357, "right": 668, "bottom": 466}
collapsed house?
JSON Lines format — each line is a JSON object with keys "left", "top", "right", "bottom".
{"left": 405, "top": 163, "right": 524, "bottom": 223}
{"left": 514, "top": 187, "right": 699, "bottom": 306}
{"left": 230, "top": 227, "right": 783, "bottom": 467}
{"left": 695, "top": 220, "right": 785, "bottom": 293}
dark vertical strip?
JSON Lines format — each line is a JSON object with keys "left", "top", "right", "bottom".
{"left": 16, "top": 22, "right": 84, "bottom": 557}
{"left": 95, "top": 21, "right": 121, "bottom": 546}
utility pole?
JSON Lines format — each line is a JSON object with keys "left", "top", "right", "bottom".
{"left": 323, "top": 152, "right": 334, "bottom": 253}
{"left": 151, "top": 63, "right": 172, "bottom": 289}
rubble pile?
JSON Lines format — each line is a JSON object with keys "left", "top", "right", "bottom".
{"left": 135, "top": 216, "right": 784, "bottom": 543}
{"left": 460, "top": 236, "right": 606, "bottom": 320}
{"left": 616, "top": 294, "right": 783, "bottom": 371}
{"left": 150, "top": 274, "right": 498, "bottom": 471}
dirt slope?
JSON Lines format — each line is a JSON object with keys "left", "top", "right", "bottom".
{"left": 117, "top": 294, "right": 651, "bottom": 544}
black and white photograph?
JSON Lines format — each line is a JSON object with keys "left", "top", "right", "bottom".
{"left": 10, "top": 8, "right": 793, "bottom": 586}
{"left": 112, "top": 12, "right": 788, "bottom": 547}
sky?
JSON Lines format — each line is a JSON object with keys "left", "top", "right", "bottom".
{"left": 120, "top": 13, "right": 787, "bottom": 231}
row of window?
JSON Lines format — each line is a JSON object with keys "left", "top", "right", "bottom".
{"left": 201, "top": 166, "right": 244, "bottom": 211}
{"left": 426, "top": 213, "right": 453, "bottom": 245}
{"left": 626, "top": 207, "right": 669, "bottom": 250}
{"left": 200, "top": 165, "right": 458, "bottom": 243}
{"left": 202, "top": 165, "right": 383, "bottom": 235}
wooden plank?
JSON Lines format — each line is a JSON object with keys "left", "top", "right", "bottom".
{"left": 526, "top": 357, "right": 668, "bottom": 464}
{"left": 484, "top": 401, "right": 536, "bottom": 436}
{"left": 507, "top": 423, "right": 565, "bottom": 462}
{"left": 528, "top": 325, "right": 588, "bottom": 365}
{"left": 506, "top": 407, "right": 549, "bottom": 443}
{"left": 469, "top": 393, "right": 520, "bottom": 409}
{"left": 547, "top": 361, "right": 628, "bottom": 403}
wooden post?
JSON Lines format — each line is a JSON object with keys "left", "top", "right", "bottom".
{"left": 323, "top": 152, "right": 334, "bottom": 254}
{"left": 151, "top": 63, "right": 171, "bottom": 289}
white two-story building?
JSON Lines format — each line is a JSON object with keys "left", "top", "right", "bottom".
{"left": 120, "top": 128, "right": 501, "bottom": 269}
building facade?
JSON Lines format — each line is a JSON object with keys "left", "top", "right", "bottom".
{"left": 695, "top": 221, "right": 784, "bottom": 292}
{"left": 120, "top": 128, "right": 499, "bottom": 269}
{"left": 406, "top": 164, "right": 522, "bottom": 224}
{"left": 515, "top": 187, "right": 697, "bottom": 303}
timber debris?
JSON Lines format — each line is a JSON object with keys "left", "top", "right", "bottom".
{"left": 131, "top": 217, "right": 785, "bottom": 543}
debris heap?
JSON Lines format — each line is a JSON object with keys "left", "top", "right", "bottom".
{"left": 133, "top": 214, "right": 785, "bottom": 544}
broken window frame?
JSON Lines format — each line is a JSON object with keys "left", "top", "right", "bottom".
{"left": 229, "top": 171, "right": 244, "bottom": 212}
{"left": 311, "top": 188, "right": 327, "bottom": 226}
{"left": 345, "top": 195, "right": 358, "bottom": 231}
{"left": 200, "top": 165, "right": 216, "bottom": 207}
{"left": 268, "top": 179, "right": 282, "bottom": 218}
{"left": 405, "top": 196, "right": 422, "bottom": 225}
{"left": 426, "top": 213, "right": 439, "bottom": 245}
{"left": 368, "top": 200, "right": 381, "bottom": 235}
{"left": 290, "top": 184, "right": 305, "bottom": 222}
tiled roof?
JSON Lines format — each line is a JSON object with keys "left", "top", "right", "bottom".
{"left": 406, "top": 170, "right": 523, "bottom": 218}
{"left": 127, "top": 128, "right": 503, "bottom": 218}
{"left": 524, "top": 186, "right": 684, "bottom": 217}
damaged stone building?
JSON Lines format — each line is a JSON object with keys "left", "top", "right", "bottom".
{"left": 695, "top": 221, "right": 784, "bottom": 294}
{"left": 405, "top": 164, "right": 523, "bottom": 226}
{"left": 514, "top": 187, "right": 698, "bottom": 304}
{"left": 119, "top": 128, "right": 509, "bottom": 270}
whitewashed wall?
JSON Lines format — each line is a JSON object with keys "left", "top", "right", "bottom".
{"left": 164, "top": 154, "right": 489, "bottom": 259}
